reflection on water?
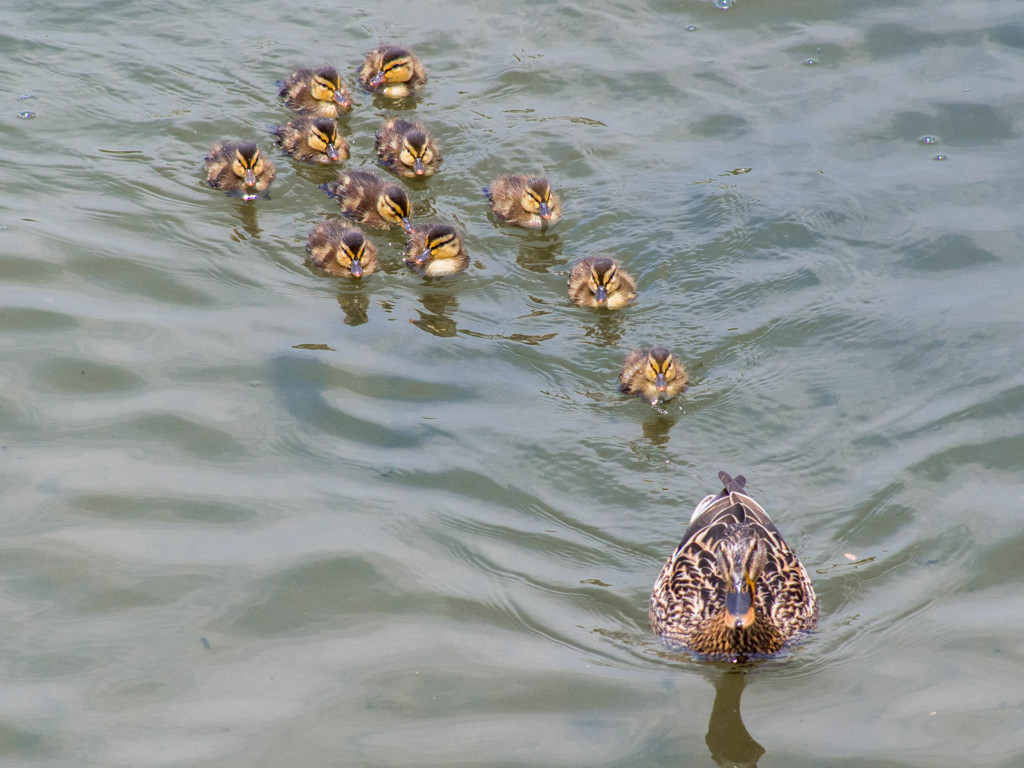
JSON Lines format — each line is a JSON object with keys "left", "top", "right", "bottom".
{"left": 229, "top": 202, "right": 262, "bottom": 241}
{"left": 705, "top": 670, "right": 765, "bottom": 768}
{"left": 515, "top": 234, "right": 564, "bottom": 274}
{"left": 336, "top": 289, "right": 370, "bottom": 327}
{"left": 411, "top": 291, "right": 459, "bottom": 337}
{"left": 580, "top": 311, "right": 627, "bottom": 346}
{"left": 640, "top": 410, "right": 677, "bottom": 447}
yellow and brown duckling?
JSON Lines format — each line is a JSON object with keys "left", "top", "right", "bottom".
{"left": 306, "top": 221, "right": 378, "bottom": 279}
{"left": 484, "top": 174, "right": 561, "bottom": 229}
{"left": 403, "top": 224, "right": 469, "bottom": 278}
{"left": 650, "top": 471, "right": 819, "bottom": 659}
{"left": 375, "top": 118, "right": 441, "bottom": 178}
{"left": 567, "top": 256, "right": 637, "bottom": 309}
{"left": 272, "top": 117, "right": 349, "bottom": 164}
{"left": 278, "top": 66, "right": 351, "bottom": 117}
{"left": 620, "top": 347, "right": 688, "bottom": 405}
{"left": 321, "top": 169, "right": 413, "bottom": 231}
{"left": 358, "top": 45, "right": 427, "bottom": 98}
{"left": 204, "top": 141, "right": 276, "bottom": 200}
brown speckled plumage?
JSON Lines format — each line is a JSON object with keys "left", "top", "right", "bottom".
{"left": 403, "top": 223, "right": 469, "bottom": 278}
{"left": 649, "top": 472, "right": 819, "bottom": 659}
{"left": 278, "top": 66, "right": 351, "bottom": 117}
{"left": 272, "top": 117, "right": 349, "bottom": 164}
{"left": 375, "top": 118, "right": 441, "bottom": 178}
{"left": 358, "top": 45, "right": 426, "bottom": 98}
{"left": 204, "top": 141, "right": 275, "bottom": 199}
{"left": 619, "top": 347, "right": 688, "bottom": 405}
{"left": 485, "top": 174, "right": 561, "bottom": 229}
{"left": 321, "top": 169, "right": 412, "bottom": 230}
{"left": 306, "top": 220, "right": 378, "bottom": 278}
{"left": 567, "top": 256, "right": 636, "bottom": 309}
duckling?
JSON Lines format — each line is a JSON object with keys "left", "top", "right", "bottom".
{"left": 272, "top": 117, "right": 349, "bottom": 164}
{"left": 321, "top": 169, "right": 413, "bottom": 231}
{"left": 403, "top": 224, "right": 469, "bottom": 277}
{"left": 649, "top": 471, "right": 819, "bottom": 658}
{"left": 306, "top": 220, "right": 378, "bottom": 279}
{"left": 375, "top": 118, "right": 441, "bottom": 178}
{"left": 204, "top": 141, "right": 276, "bottom": 200}
{"left": 278, "top": 66, "right": 351, "bottom": 117}
{"left": 358, "top": 45, "right": 427, "bottom": 98}
{"left": 567, "top": 256, "right": 636, "bottom": 309}
{"left": 484, "top": 174, "right": 561, "bottom": 229}
{"left": 620, "top": 347, "right": 688, "bottom": 405}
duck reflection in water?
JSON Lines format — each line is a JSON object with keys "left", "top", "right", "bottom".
{"left": 640, "top": 410, "right": 676, "bottom": 447}
{"left": 581, "top": 312, "right": 625, "bottom": 347}
{"left": 411, "top": 291, "right": 458, "bottom": 337}
{"left": 230, "top": 202, "right": 262, "bottom": 242}
{"left": 336, "top": 289, "right": 370, "bottom": 327}
{"left": 515, "top": 235, "right": 564, "bottom": 275}
{"left": 705, "top": 669, "right": 765, "bottom": 767}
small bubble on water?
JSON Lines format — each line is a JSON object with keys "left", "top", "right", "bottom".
{"left": 933, "top": 154, "right": 947, "bottom": 161}
{"left": 687, "top": 25, "right": 698, "bottom": 31}
{"left": 18, "top": 111, "right": 35, "bottom": 119}
{"left": 919, "top": 135, "right": 939, "bottom": 145}
{"left": 714, "top": 0, "right": 733, "bottom": 8}
{"left": 18, "top": 94, "right": 34, "bottom": 101}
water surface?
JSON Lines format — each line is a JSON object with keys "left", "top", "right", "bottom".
{"left": 2, "top": 0, "right": 1024, "bottom": 765}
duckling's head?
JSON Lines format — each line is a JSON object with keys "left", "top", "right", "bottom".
{"left": 398, "top": 130, "right": 435, "bottom": 176}
{"left": 377, "top": 184, "right": 413, "bottom": 232}
{"left": 407, "top": 224, "right": 461, "bottom": 265}
{"left": 715, "top": 526, "right": 768, "bottom": 630}
{"left": 521, "top": 177, "right": 554, "bottom": 219}
{"left": 369, "top": 48, "right": 416, "bottom": 87}
{"left": 231, "top": 142, "right": 265, "bottom": 188}
{"left": 309, "top": 117, "right": 341, "bottom": 160}
{"left": 586, "top": 257, "right": 624, "bottom": 305}
{"left": 310, "top": 67, "right": 350, "bottom": 110}
{"left": 335, "top": 229, "right": 371, "bottom": 278}
{"left": 644, "top": 347, "right": 681, "bottom": 395}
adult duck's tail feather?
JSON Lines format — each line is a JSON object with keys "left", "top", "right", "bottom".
{"left": 718, "top": 471, "right": 747, "bottom": 495}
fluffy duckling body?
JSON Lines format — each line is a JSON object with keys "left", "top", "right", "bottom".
{"left": 278, "top": 66, "right": 351, "bottom": 117}
{"left": 358, "top": 45, "right": 427, "bottom": 98}
{"left": 649, "top": 472, "right": 819, "bottom": 659}
{"left": 375, "top": 118, "right": 441, "bottom": 178}
{"left": 321, "top": 170, "right": 413, "bottom": 231}
{"left": 567, "top": 256, "right": 636, "bottom": 309}
{"left": 403, "top": 224, "right": 469, "bottom": 278}
{"left": 272, "top": 117, "right": 349, "bottom": 164}
{"left": 205, "top": 141, "right": 276, "bottom": 200}
{"left": 306, "top": 221, "right": 378, "bottom": 279}
{"left": 484, "top": 174, "right": 561, "bottom": 229}
{"left": 620, "top": 347, "right": 688, "bottom": 405}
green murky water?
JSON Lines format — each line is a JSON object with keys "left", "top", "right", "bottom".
{"left": 3, "top": 0, "right": 1024, "bottom": 765}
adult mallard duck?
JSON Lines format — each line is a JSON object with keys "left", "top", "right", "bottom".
{"left": 272, "top": 117, "right": 349, "bottom": 164}
{"left": 567, "top": 256, "right": 636, "bottom": 309}
{"left": 620, "top": 347, "right": 688, "bottom": 405}
{"left": 358, "top": 45, "right": 427, "bottom": 98}
{"left": 375, "top": 118, "right": 441, "bottom": 178}
{"left": 306, "top": 220, "right": 378, "bottom": 278}
{"left": 484, "top": 174, "right": 561, "bottom": 229}
{"left": 278, "top": 66, "right": 351, "bottom": 117}
{"left": 403, "top": 223, "right": 469, "bottom": 277}
{"left": 321, "top": 169, "right": 413, "bottom": 231}
{"left": 204, "top": 141, "right": 276, "bottom": 200}
{"left": 649, "top": 472, "right": 819, "bottom": 659}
